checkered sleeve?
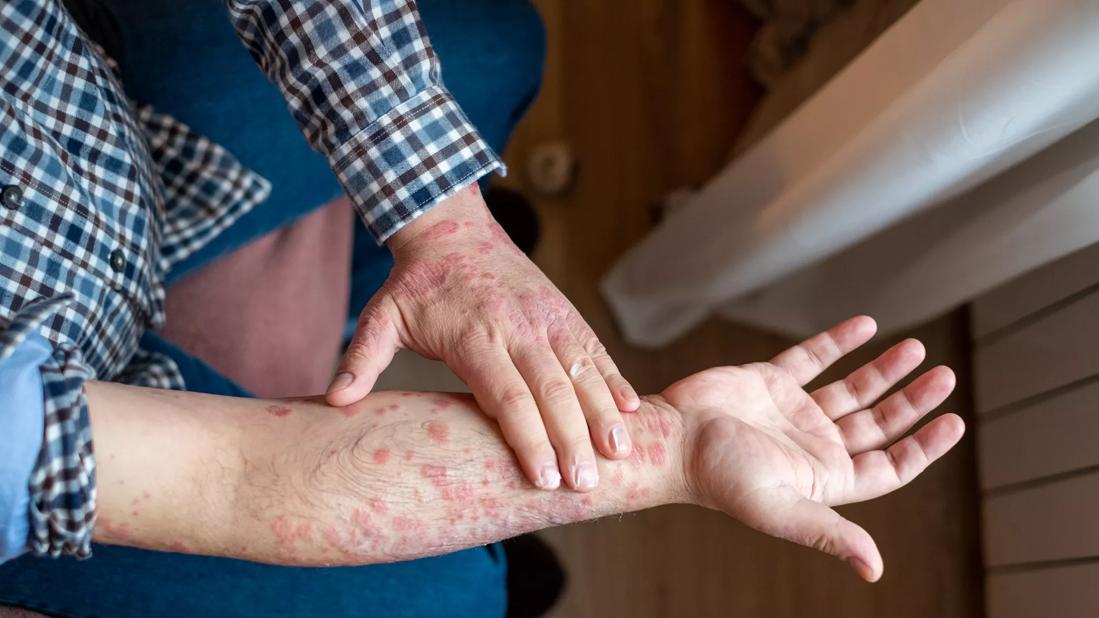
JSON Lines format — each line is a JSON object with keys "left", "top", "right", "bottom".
{"left": 0, "top": 298, "right": 96, "bottom": 560}
{"left": 225, "top": 0, "right": 504, "bottom": 242}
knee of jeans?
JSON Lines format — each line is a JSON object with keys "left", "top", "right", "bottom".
{"left": 459, "top": 0, "right": 547, "bottom": 111}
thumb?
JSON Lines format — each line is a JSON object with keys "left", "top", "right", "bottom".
{"left": 326, "top": 296, "right": 401, "bottom": 407}
{"left": 744, "top": 486, "right": 883, "bottom": 582}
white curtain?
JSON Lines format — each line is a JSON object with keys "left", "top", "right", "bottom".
{"left": 601, "top": 0, "right": 1099, "bottom": 345}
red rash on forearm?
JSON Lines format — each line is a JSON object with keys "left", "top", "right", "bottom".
{"left": 95, "top": 390, "right": 686, "bottom": 566}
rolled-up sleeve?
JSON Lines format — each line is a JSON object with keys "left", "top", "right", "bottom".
{"left": 225, "top": 0, "right": 505, "bottom": 243}
{"left": 0, "top": 299, "right": 96, "bottom": 563}
{"left": 0, "top": 332, "right": 50, "bottom": 563}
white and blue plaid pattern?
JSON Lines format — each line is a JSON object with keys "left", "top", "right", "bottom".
{"left": 227, "top": 0, "right": 504, "bottom": 241}
{"left": 3, "top": 0, "right": 500, "bottom": 559}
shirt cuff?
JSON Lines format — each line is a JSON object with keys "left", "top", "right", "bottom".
{"left": 0, "top": 332, "right": 51, "bottom": 564}
{"left": 329, "top": 84, "right": 505, "bottom": 243}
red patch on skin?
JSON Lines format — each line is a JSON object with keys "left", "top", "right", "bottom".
{"left": 131, "top": 510, "right": 139, "bottom": 517}
{"left": 422, "top": 220, "right": 460, "bottom": 241}
{"left": 374, "top": 407, "right": 387, "bottom": 416}
{"left": 143, "top": 491, "right": 151, "bottom": 499}
{"left": 388, "top": 404, "right": 400, "bottom": 412}
{"left": 425, "top": 421, "right": 450, "bottom": 444}
{"left": 266, "top": 405, "right": 293, "bottom": 418}
{"left": 166, "top": 541, "right": 190, "bottom": 553}
{"left": 403, "top": 449, "right": 415, "bottom": 462}
{"left": 372, "top": 448, "right": 391, "bottom": 464}
{"left": 392, "top": 515, "right": 425, "bottom": 533}
{"left": 369, "top": 497, "right": 388, "bottom": 514}
{"left": 421, "top": 464, "right": 448, "bottom": 481}
{"left": 271, "top": 516, "right": 313, "bottom": 547}
{"left": 581, "top": 495, "right": 593, "bottom": 507}
{"left": 648, "top": 443, "right": 667, "bottom": 466}
{"left": 469, "top": 183, "right": 481, "bottom": 197}
{"left": 476, "top": 241, "right": 494, "bottom": 255}
{"left": 480, "top": 273, "right": 496, "bottom": 281}
{"left": 613, "top": 468, "right": 625, "bottom": 483}
{"left": 340, "top": 405, "right": 362, "bottom": 418}
{"left": 441, "top": 482, "right": 476, "bottom": 502}
{"left": 323, "top": 526, "right": 352, "bottom": 555}
{"left": 431, "top": 397, "right": 452, "bottom": 410}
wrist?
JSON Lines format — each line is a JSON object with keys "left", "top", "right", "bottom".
{"left": 619, "top": 396, "right": 694, "bottom": 507}
{"left": 386, "top": 184, "right": 489, "bottom": 259}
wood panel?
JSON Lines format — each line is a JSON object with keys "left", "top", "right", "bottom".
{"left": 983, "top": 469, "right": 1099, "bottom": 567}
{"left": 987, "top": 562, "right": 1099, "bottom": 618}
{"left": 974, "top": 290, "right": 1099, "bottom": 413}
{"left": 972, "top": 241, "right": 1099, "bottom": 340}
{"left": 978, "top": 380, "right": 1099, "bottom": 489}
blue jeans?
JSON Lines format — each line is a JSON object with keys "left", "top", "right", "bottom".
{"left": 0, "top": 1, "right": 544, "bottom": 616}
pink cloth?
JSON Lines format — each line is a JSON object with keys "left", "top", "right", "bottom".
{"left": 160, "top": 197, "right": 355, "bottom": 399}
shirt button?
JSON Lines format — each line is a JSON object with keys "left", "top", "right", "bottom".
{"left": 109, "top": 249, "right": 126, "bottom": 273}
{"left": 1, "top": 185, "right": 23, "bottom": 210}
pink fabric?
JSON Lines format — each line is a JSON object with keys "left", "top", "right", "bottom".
{"left": 160, "top": 197, "right": 355, "bottom": 399}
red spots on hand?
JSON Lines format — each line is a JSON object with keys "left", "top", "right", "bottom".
{"left": 431, "top": 397, "right": 453, "bottom": 410}
{"left": 647, "top": 443, "right": 667, "bottom": 466}
{"left": 626, "top": 482, "right": 651, "bottom": 504}
{"left": 403, "top": 449, "right": 416, "bottom": 462}
{"left": 266, "top": 405, "right": 293, "bottom": 418}
{"left": 373, "top": 407, "right": 387, "bottom": 416}
{"left": 392, "top": 515, "right": 426, "bottom": 534}
{"left": 421, "top": 220, "right": 460, "bottom": 241}
{"left": 476, "top": 241, "right": 494, "bottom": 255}
{"left": 340, "top": 405, "right": 362, "bottom": 418}
{"left": 372, "top": 448, "right": 391, "bottom": 465}
{"left": 425, "top": 421, "right": 450, "bottom": 444}
{"left": 369, "top": 497, "right": 388, "bottom": 514}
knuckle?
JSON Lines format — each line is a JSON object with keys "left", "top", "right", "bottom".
{"left": 537, "top": 378, "right": 576, "bottom": 403}
{"left": 582, "top": 337, "right": 609, "bottom": 358}
{"left": 498, "top": 387, "right": 535, "bottom": 411}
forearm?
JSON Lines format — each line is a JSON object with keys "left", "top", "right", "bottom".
{"left": 86, "top": 382, "right": 688, "bottom": 565}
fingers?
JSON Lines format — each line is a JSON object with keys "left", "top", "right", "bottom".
{"left": 812, "top": 338, "right": 926, "bottom": 420}
{"left": 512, "top": 344, "right": 600, "bottom": 491}
{"left": 743, "top": 485, "right": 884, "bottom": 582}
{"left": 570, "top": 319, "right": 640, "bottom": 412}
{"left": 771, "top": 316, "right": 877, "bottom": 386}
{"left": 838, "top": 366, "right": 956, "bottom": 454}
{"left": 850, "top": 413, "right": 966, "bottom": 502}
{"left": 550, "top": 330, "right": 632, "bottom": 460}
{"left": 452, "top": 343, "right": 562, "bottom": 490}
{"left": 326, "top": 297, "right": 401, "bottom": 407}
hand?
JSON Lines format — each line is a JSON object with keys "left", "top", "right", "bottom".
{"left": 327, "top": 185, "right": 641, "bottom": 492}
{"left": 664, "top": 316, "right": 964, "bottom": 582}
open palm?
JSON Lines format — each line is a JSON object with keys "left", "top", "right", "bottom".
{"left": 665, "top": 316, "right": 964, "bottom": 582}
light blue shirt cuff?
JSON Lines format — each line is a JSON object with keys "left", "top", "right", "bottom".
{"left": 0, "top": 331, "right": 51, "bottom": 563}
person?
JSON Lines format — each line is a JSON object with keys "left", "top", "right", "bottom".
{"left": 4, "top": 317, "right": 964, "bottom": 617}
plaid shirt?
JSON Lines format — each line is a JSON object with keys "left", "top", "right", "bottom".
{"left": 1, "top": 0, "right": 501, "bottom": 559}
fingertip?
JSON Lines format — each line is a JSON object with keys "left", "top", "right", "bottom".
{"left": 851, "top": 315, "right": 878, "bottom": 337}
{"left": 325, "top": 371, "right": 376, "bottom": 408}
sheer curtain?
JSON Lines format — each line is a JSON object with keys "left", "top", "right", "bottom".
{"left": 602, "top": 0, "right": 1099, "bottom": 345}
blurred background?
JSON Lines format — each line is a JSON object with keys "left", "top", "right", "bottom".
{"left": 381, "top": 0, "right": 1099, "bottom": 616}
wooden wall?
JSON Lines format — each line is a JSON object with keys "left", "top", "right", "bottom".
{"left": 972, "top": 242, "right": 1099, "bottom": 618}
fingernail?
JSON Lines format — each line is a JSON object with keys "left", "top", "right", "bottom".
{"left": 574, "top": 462, "right": 598, "bottom": 491}
{"left": 610, "top": 426, "right": 630, "bottom": 455}
{"left": 620, "top": 384, "right": 638, "bottom": 403}
{"left": 538, "top": 464, "right": 561, "bottom": 490}
{"left": 328, "top": 372, "right": 354, "bottom": 394}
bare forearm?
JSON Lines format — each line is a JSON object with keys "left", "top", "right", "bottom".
{"left": 86, "top": 382, "right": 688, "bottom": 566}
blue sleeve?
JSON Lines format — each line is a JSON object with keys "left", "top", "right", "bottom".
{"left": 0, "top": 332, "right": 51, "bottom": 564}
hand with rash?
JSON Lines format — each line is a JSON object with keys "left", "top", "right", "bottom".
{"left": 327, "top": 184, "right": 640, "bottom": 492}
{"left": 91, "top": 316, "right": 963, "bottom": 583}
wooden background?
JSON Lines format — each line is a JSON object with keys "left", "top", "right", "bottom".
{"left": 495, "top": 1, "right": 985, "bottom": 616}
